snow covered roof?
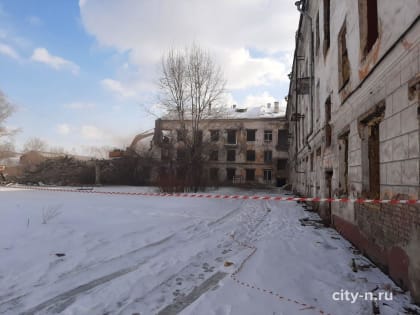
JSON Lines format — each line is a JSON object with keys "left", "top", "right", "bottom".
{"left": 161, "top": 102, "right": 286, "bottom": 121}
{"left": 226, "top": 104, "right": 285, "bottom": 119}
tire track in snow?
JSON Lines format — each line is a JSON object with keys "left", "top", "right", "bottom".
{"left": 15, "top": 202, "right": 243, "bottom": 315}
{"left": 113, "top": 200, "right": 260, "bottom": 315}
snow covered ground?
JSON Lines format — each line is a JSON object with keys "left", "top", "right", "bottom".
{"left": 0, "top": 186, "right": 418, "bottom": 315}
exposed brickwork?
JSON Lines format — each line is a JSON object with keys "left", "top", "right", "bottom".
{"left": 356, "top": 203, "right": 420, "bottom": 248}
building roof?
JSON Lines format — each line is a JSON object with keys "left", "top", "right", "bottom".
{"left": 161, "top": 103, "right": 286, "bottom": 121}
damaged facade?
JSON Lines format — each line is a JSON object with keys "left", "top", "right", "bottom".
{"left": 287, "top": 0, "right": 420, "bottom": 302}
{"left": 152, "top": 103, "right": 289, "bottom": 186}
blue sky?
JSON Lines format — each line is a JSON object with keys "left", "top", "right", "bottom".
{"left": 0, "top": 0, "right": 299, "bottom": 155}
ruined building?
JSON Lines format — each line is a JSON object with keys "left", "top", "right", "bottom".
{"left": 152, "top": 102, "right": 289, "bottom": 186}
{"left": 286, "top": 0, "right": 419, "bottom": 301}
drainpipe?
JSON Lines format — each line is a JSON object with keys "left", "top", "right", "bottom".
{"left": 295, "top": 0, "right": 314, "bottom": 150}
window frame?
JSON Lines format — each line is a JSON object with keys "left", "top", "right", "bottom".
{"left": 245, "top": 168, "right": 255, "bottom": 181}
{"left": 226, "top": 129, "right": 237, "bottom": 144}
{"left": 246, "top": 129, "right": 257, "bottom": 142}
{"left": 264, "top": 130, "right": 273, "bottom": 142}
{"left": 246, "top": 150, "right": 256, "bottom": 161}
{"left": 227, "top": 149, "right": 236, "bottom": 161}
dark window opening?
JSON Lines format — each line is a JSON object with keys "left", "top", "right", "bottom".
{"left": 210, "top": 130, "right": 219, "bottom": 142}
{"left": 246, "top": 150, "right": 256, "bottom": 161}
{"left": 368, "top": 124, "right": 380, "bottom": 199}
{"left": 325, "top": 124, "right": 332, "bottom": 147}
{"left": 227, "top": 149, "right": 236, "bottom": 161}
{"left": 359, "top": 0, "right": 379, "bottom": 57}
{"left": 325, "top": 96, "right": 332, "bottom": 122}
{"left": 246, "top": 129, "right": 256, "bottom": 141}
{"left": 338, "top": 22, "right": 350, "bottom": 89}
{"left": 325, "top": 97, "right": 332, "bottom": 147}
{"left": 226, "top": 168, "right": 236, "bottom": 181}
{"left": 264, "top": 150, "right": 272, "bottom": 163}
{"left": 264, "top": 130, "right": 273, "bottom": 142}
{"left": 366, "top": 0, "right": 378, "bottom": 53}
{"left": 264, "top": 169, "right": 272, "bottom": 181}
{"left": 245, "top": 169, "right": 255, "bottom": 181}
{"left": 323, "top": 0, "right": 330, "bottom": 56}
{"left": 277, "top": 130, "right": 289, "bottom": 150}
{"left": 277, "top": 159, "right": 287, "bottom": 170}
{"left": 316, "top": 12, "right": 320, "bottom": 55}
{"left": 227, "top": 130, "right": 237, "bottom": 144}
{"left": 310, "top": 153, "right": 314, "bottom": 171}
{"left": 210, "top": 150, "right": 218, "bottom": 161}
{"left": 338, "top": 133, "right": 349, "bottom": 196}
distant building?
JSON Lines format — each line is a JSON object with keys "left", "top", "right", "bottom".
{"left": 152, "top": 102, "right": 289, "bottom": 186}
{"left": 287, "top": 0, "right": 419, "bottom": 302}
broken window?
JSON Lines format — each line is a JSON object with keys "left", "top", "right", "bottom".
{"left": 227, "top": 149, "right": 236, "bottom": 161}
{"left": 264, "top": 150, "right": 272, "bottom": 163}
{"left": 264, "top": 169, "right": 272, "bottom": 181}
{"left": 210, "top": 130, "right": 219, "bottom": 142}
{"left": 338, "top": 131, "right": 349, "bottom": 196}
{"left": 226, "top": 168, "right": 236, "bottom": 181}
{"left": 277, "top": 130, "right": 288, "bottom": 150}
{"left": 227, "top": 129, "right": 237, "bottom": 144}
{"left": 245, "top": 169, "right": 255, "bottom": 181}
{"left": 246, "top": 129, "right": 256, "bottom": 141}
{"left": 246, "top": 150, "right": 256, "bottom": 161}
{"left": 277, "top": 159, "right": 287, "bottom": 170}
{"left": 338, "top": 22, "right": 350, "bottom": 89}
{"left": 209, "top": 150, "right": 218, "bottom": 161}
{"left": 264, "top": 130, "right": 273, "bottom": 142}
{"left": 359, "top": 103, "right": 384, "bottom": 199}
{"left": 358, "top": 0, "right": 379, "bottom": 57}
{"left": 323, "top": 0, "right": 330, "bottom": 56}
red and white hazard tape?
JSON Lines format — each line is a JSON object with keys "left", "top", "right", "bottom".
{"left": 5, "top": 185, "right": 420, "bottom": 205}
{"left": 229, "top": 234, "right": 333, "bottom": 315}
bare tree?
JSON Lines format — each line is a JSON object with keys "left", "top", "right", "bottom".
{"left": 23, "top": 137, "right": 48, "bottom": 153}
{"left": 158, "top": 44, "right": 226, "bottom": 191}
{"left": 0, "top": 91, "right": 18, "bottom": 160}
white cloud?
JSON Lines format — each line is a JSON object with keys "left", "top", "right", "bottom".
{"left": 57, "top": 123, "right": 71, "bottom": 135}
{"left": 31, "top": 47, "right": 80, "bottom": 74}
{"left": 222, "top": 48, "right": 288, "bottom": 89}
{"left": 79, "top": 0, "right": 299, "bottom": 93}
{"left": 0, "top": 42, "right": 20, "bottom": 60}
{"left": 81, "top": 125, "right": 104, "bottom": 140}
{"left": 101, "top": 78, "right": 137, "bottom": 98}
{"left": 64, "top": 102, "right": 96, "bottom": 110}
{"left": 242, "top": 91, "right": 276, "bottom": 108}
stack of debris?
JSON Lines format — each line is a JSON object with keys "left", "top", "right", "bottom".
{"left": 18, "top": 156, "right": 95, "bottom": 186}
